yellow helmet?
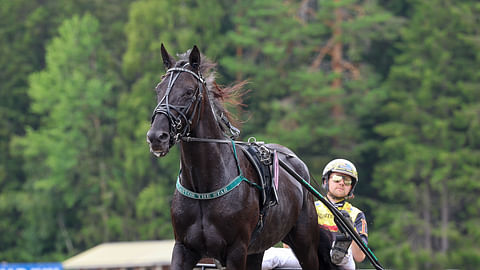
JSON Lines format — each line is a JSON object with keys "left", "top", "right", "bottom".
{"left": 322, "top": 159, "right": 358, "bottom": 197}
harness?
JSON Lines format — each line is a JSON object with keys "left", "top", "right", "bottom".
{"left": 151, "top": 66, "right": 205, "bottom": 146}
{"left": 151, "top": 66, "right": 283, "bottom": 249}
{"left": 240, "top": 142, "right": 279, "bottom": 207}
{"left": 151, "top": 66, "right": 275, "bottom": 203}
{"left": 176, "top": 139, "right": 262, "bottom": 200}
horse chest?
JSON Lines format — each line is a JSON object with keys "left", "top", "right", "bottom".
{"left": 171, "top": 195, "right": 258, "bottom": 242}
{"left": 173, "top": 198, "right": 251, "bottom": 226}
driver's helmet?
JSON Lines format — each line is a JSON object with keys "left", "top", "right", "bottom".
{"left": 322, "top": 159, "right": 358, "bottom": 197}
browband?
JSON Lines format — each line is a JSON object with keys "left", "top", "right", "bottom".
{"left": 167, "top": 67, "right": 205, "bottom": 84}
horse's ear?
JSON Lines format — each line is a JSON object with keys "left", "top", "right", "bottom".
{"left": 161, "top": 43, "right": 175, "bottom": 69}
{"left": 189, "top": 45, "right": 201, "bottom": 72}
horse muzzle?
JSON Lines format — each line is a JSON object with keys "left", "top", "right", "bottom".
{"left": 146, "top": 128, "right": 171, "bottom": 157}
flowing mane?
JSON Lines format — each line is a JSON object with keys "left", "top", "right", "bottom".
{"left": 172, "top": 50, "right": 246, "bottom": 137}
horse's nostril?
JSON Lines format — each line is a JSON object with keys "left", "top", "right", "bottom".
{"left": 158, "top": 132, "right": 169, "bottom": 141}
{"left": 147, "top": 130, "right": 169, "bottom": 143}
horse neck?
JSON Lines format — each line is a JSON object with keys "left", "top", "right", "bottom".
{"left": 179, "top": 94, "right": 238, "bottom": 191}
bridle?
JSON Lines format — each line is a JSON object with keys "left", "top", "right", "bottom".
{"left": 151, "top": 65, "right": 206, "bottom": 146}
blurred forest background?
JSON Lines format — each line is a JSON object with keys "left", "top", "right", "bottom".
{"left": 1, "top": 0, "right": 479, "bottom": 269}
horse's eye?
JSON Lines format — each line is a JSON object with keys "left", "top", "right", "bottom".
{"left": 184, "top": 88, "right": 195, "bottom": 97}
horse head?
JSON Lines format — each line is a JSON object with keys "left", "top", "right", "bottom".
{"left": 146, "top": 44, "right": 205, "bottom": 157}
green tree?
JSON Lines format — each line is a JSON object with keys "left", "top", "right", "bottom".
{"left": 221, "top": 0, "right": 307, "bottom": 138}
{"left": 123, "top": 0, "right": 227, "bottom": 80}
{"left": 224, "top": 0, "right": 400, "bottom": 192}
{"left": 371, "top": 1, "right": 480, "bottom": 269}
{"left": 0, "top": 0, "right": 134, "bottom": 259}
{"left": 0, "top": 0, "right": 77, "bottom": 260}
{"left": 12, "top": 14, "right": 117, "bottom": 260}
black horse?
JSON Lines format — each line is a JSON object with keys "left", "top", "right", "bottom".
{"left": 146, "top": 45, "right": 336, "bottom": 270}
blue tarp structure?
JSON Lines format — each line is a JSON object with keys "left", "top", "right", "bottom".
{"left": 0, "top": 263, "right": 62, "bottom": 270}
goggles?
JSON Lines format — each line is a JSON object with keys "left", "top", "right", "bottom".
{"left": 330, "top": 174, "right": 352, "bottom": 186}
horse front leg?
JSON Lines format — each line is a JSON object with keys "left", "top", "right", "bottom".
{"left": 246, "top": 252, "right": 264, "bottom": 270}
{"left": 225, "top": 242, "right": 249, "bottom": 270}
{"left": 171, "top": 242, "right": 201, "bottom": 270}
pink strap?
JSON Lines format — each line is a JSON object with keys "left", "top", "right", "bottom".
{"left": 273, "top": 150, "right": 279, "bottom": 190}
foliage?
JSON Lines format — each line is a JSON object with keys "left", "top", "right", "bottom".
{"left": 0, "top": 0, "right": 79, "bottom": 259}
{"left": 11, "top": 14, "right": 116, "bottom": 260}
{"left": 371, "top": 0, "right": 480, "bottom": 269}
{"left": 0, "top": 0, "right": 479, "bottom": 268}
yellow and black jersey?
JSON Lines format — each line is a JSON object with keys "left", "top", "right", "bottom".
{"left": 314, "top": 200, "right": 368, "bottom": 244}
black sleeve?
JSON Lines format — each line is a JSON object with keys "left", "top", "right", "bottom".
{"left": 354, "top": 211, "right": 368, "bottom": 245}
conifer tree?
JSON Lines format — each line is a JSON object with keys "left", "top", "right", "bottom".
{"left": 12, "top": 14, "right": 117, "bottom": 259}
{"left": 0, "top": 0, "right": 77, "bottom": 259}
{"left": 371, "top": 1, "right": 480, "bottom": 268}
{"left": 225, "top": 0, "right": 400, "bottom": 177}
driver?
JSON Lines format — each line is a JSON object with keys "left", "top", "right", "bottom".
{"left": 316, "top": 158, "right": 368, "bottom": 270}
{"left": 262, "top": 158, "right": 368, "bottom": 270}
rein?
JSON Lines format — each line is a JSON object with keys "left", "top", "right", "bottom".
{"left": 182, "top": 136, "right": 297, "bottom": 159}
